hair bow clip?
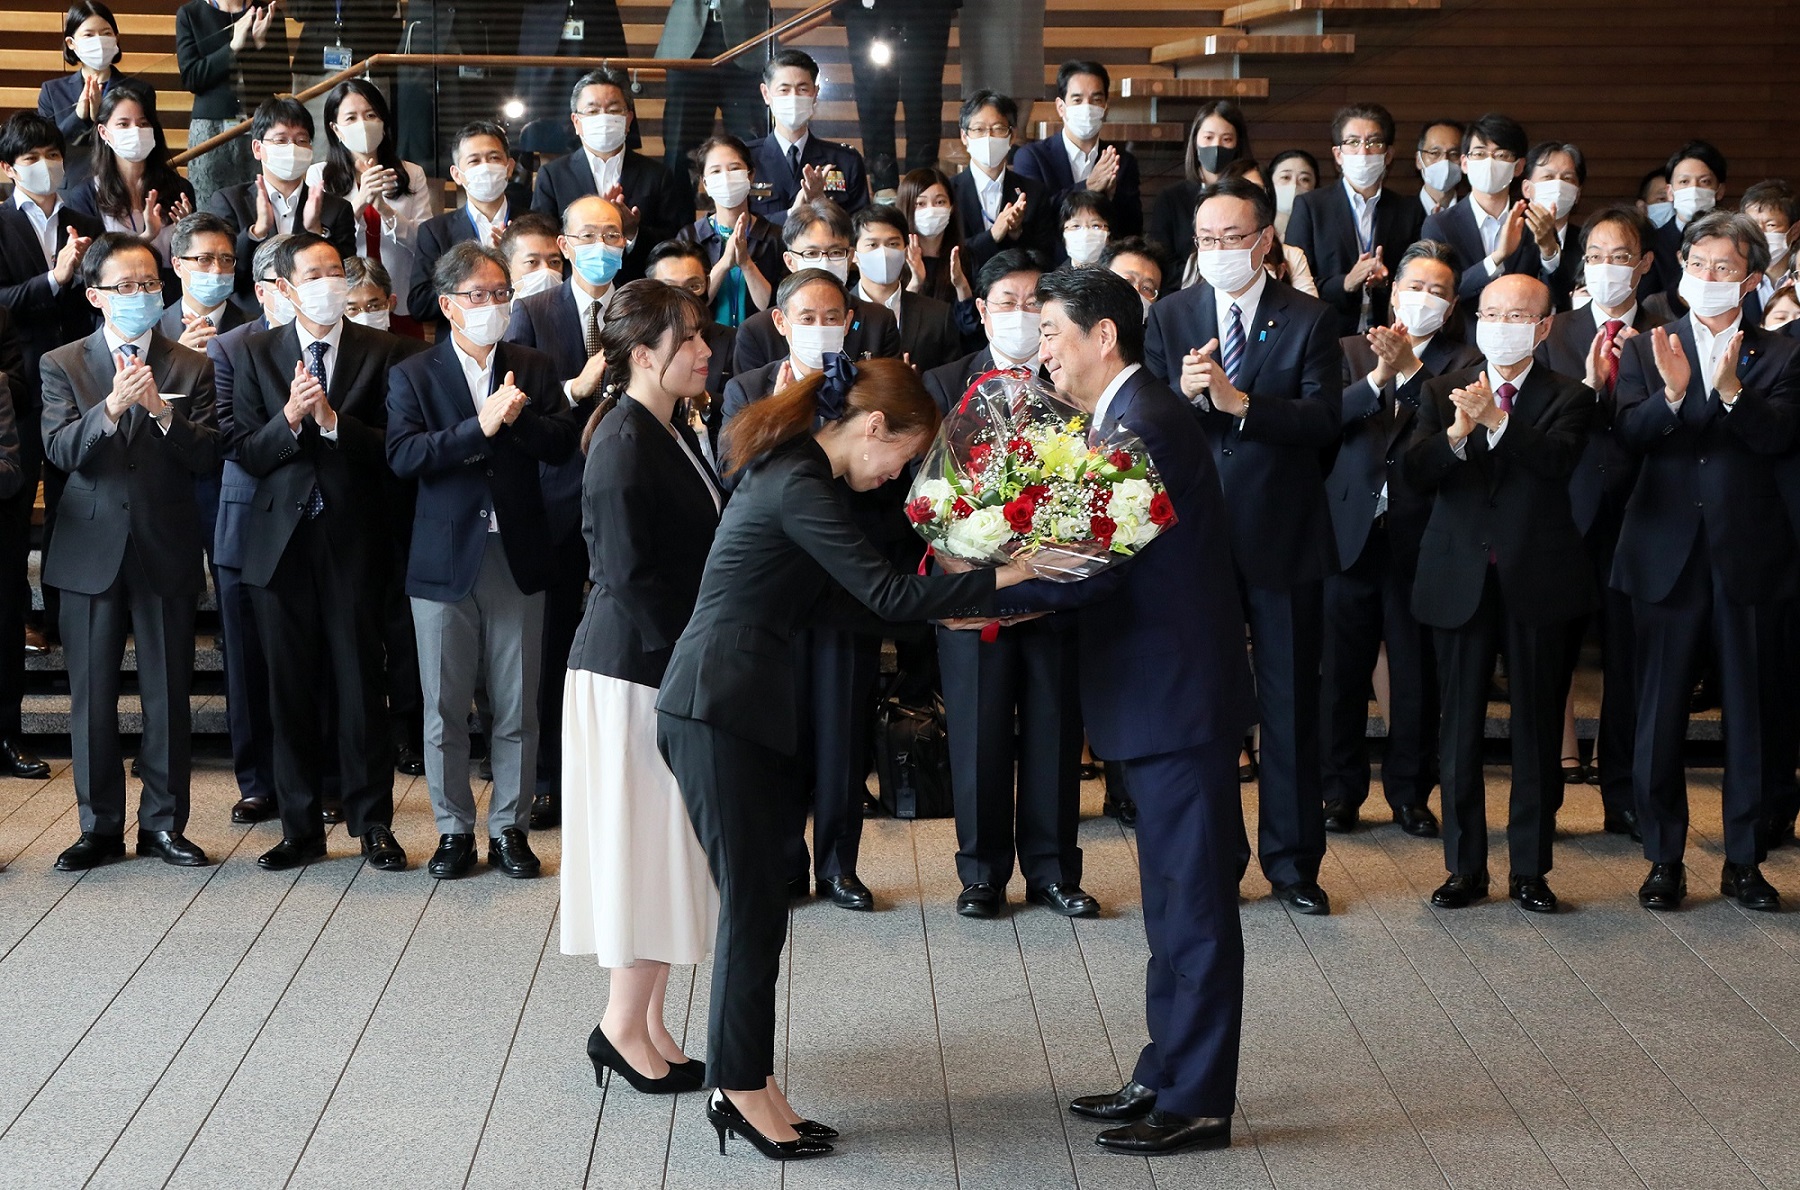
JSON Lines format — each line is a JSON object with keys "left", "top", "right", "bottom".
{"left": 815, "top": 352, "right": 857, "bottom": 423}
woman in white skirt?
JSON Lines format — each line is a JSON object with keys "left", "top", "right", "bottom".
{"left": 561, "top": 280, "right": 723, "bottom": 1094}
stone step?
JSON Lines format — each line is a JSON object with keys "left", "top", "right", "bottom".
{"left": 25, "top": 636, "right": 224, "bottom": 675}
{"left": 22, "top": 692, "right": 227, "bottom": 736}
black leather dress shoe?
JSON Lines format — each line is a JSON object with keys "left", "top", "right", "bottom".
{"left": 258, "top": 836, "right": 327, "bottom": 870}
{"left": 487, "top": 828, "right": 540, "bottom": 878}
{"left": 1395, "top": 803, "right": 1439, "bottom": 838}
{"left": 430, "top": 833, "right": 479, "bottom": 878}
{"left": 1430, "top": 871, "right": 1489, "bottom": 908}
{"left": 1028, "top": 882, "right": 1101, "bottom": 917}
{"left": 528, "top": 789, "right": 560, "bottom": 830}
{"left": 231, "top": 796, "right": 277, "bottom": 824}
{"left": 1095, "top": 1109, "right": 1230, "bottom": 1154}
{"left": 1603, "top": 808, "right": 1642, "bottom": 842}
{"left": 1322, "top": 800, "right": 1358, "bottom": 834}
{"left": 0, "top": 737, "right": 49, "bottom": 780}
{"left": 1069, "top": 1081, "right": 1158, "bottom": 1122}
{"left": 1101, "top": 792, "right": 1138, "bottom": 827}
{"left": 54, "top": 831, "right": 125, "bottom": 871}
{"left": 1638, "top": 862, "right": 1686, "bottom": 910}
{"left": 957, "top": 882, "right": 1002, "bottom": 918}
{"left": 395, "top": 745, "right": 425, "bottom": 777}
{"left": 1721, "top": 862, "right": 1781, "bottom": 912}
{"left": 130, "top": 756, "right": 142, "bottom": 778}
{"left": 1270, "top": 881, "right": 1331, "bottom": 915}
{"left": 360, "top": 825, "right": 407, "bottom": 871}
{"left": 477, "top": 756, "right": 494, "bottom": 783}
{"left": 320, "top": 801, "right": 345, "bottom": 826}
{"left": 1509, "top": 874, "right": 1558, "bottom": 914}
{"left": 136, "top": 829, "right": 210, "bottom": 867}
{"left": 819, "top": 874, "right": 874, "bottom": 910}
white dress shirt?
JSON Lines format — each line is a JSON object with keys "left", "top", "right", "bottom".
{"left": 267, "top": 180, "right": 301, "bottom": 234}
{"left": 1091, "top": 362, "right": 1143, "bottom": 434}
{"left": 99, "top": 324, "right": 171, "bottom": 435}
{"left": 774, "top": 129, "right": 811, "bottom": 168}
{"left": 1063, "top": 131, "right": 1098, "bottom": 186}
{"left": 1475, "top": 200, "right": 1507, "bottom": 276}
{"left": 585, "top": 147, "right": 624, "bottom": 197}
{"left": 1675, "top": 311, "right": 1745, "bottom": 413}
{"left": 971, "top": 163, "right": 1004, "bottom": 224}
{"left": 1419, "top": 190, "right": 1447, "bottom": 220}
{"left": 1344, "top": 178, "right": 1378, "bottom": 254}
{"left": 17, "top": 191, "right": 63, "bottom": 290}
{"left": 467, "top": 198, "right": 509, "bottom": 250}
{"left": 451, "top": 337, "right": 501, "bottom": 532}
{"left": 562, "top": 282, "right": 612, "bottom": 401}
{"left": 857, "top": 280, "right": 903, "bottom": 330}
{"left": 304, "top": 160, "right": 433, "bottom": 316}
{"left": 294, "top": 318, "right": 344, "bottom": 440}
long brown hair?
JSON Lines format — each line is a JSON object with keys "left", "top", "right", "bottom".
{"left": 896, "top": 167, "right": 966, "bottom": 304}
{"left": 723, "top": 356, "right": 941, "bottom": 476}
{"left": 579, "top": 279, "right": 709, "bottom": 453}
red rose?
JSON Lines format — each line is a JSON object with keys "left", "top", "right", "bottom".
{"left": 1148, "top": 492, "right": 1175, "bottom": 526}
{"left": 952, "top": 498, "right": 974, "bottom": 518}
{"left": 906, "top": 496, "right": 936, "bottom": 525}
{"left": 1090, "top": 515, "right": 1117, "bottom": 546}
{"left": 1003, "top": 499, "right": 1035, "bottom": 532}
{"left": 1108, "top": 448, "right": 1134, "bottom": 471}
{"left": 1022, "top": 483, "right": 1051, "bottom": 504}
{"left": 1008, "top": 436, "right": 1037, "bottom": 463}
{"left": 968, "top": 443, "right": 993, "bottom": 470}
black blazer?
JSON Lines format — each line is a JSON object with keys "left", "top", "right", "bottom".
{"left": 922, "top": 346, "right": 1049, "bottom": 416}
{"left": 679, "top": 213, "right": 789, "bottom": 313}
{"left": 1143, "top": 277, "right": 1345, "bottom": 589}
{"left": 157, "top": 294, "right": 251, "bottom": 342}
{"left": 1284, "top": 182, "right": 1425, "bottom": 338}
{"left": 1010, "top": 134, "right": 1144, "bottom": 239}
{"left": 1149, "top": 179, "right": 1204, "bottom": 294}
{"left": 501, "top": 281, "right": 595, "bottom": 549}
{"left": 655, "top": 433, "right": 997, "bottom": 754}
{"left": 0, "top": 201, "right": 104, "bottom": 404}
{"left": 1404, "top": 363, "right": 1597, "bottom": 629}
{"left": 40, "top": 328, "right": 220, "bottom": 597}
{"left": 204, "top": 178, "right": 356, "bottom": 310}
{"left": 951, "top": 166, "right": 1055, "bottom": 275}
{"left": 569, "top": 395, "right": 722, "bottom": 686}
{"left": 893, "top": 289, "right": 961, "bottom": 373}
{"left": 175, "top": 0, "right": 289, "bottom": 122}
{"left": 1328, "top": 332, "right": 1483, "bottom": 579}
{"left": 227, "top": 320, "right": 411, "bottom": 587}
{"left": 1536, "top": 302, "right": 1668, "bottom": 537}
{"left": 1610, "top": 318, "right": 1800, "bottom": 607}
{"left": 0, "top": 310, "right": 28, "bottom": 499}
{"left": 406, "top": 188, "right": 533, "bottom": 336}
{"left": 38, "top": 72, "right": 159, "bottom": 148}
{"left": 385, "top": 338, "right": 579, "bottom": 602}
{"left": 529, "top": 149, "right": 694, "bottom": 282}
{"left": 746, "top": 132, "right": 870, "bottom": 226}
{"left": 732, "top": 297, "right": 902, "bottom": 374}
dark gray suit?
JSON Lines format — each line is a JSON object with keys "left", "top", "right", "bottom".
{"left": 655, "top": 0, "right": 771, "bottom": 175}
{"left": 41, "top": 329, "right": 220, "bottom": 834}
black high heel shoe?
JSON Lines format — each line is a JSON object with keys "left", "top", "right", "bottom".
{"left": 794, "top": 1118, "right": 840, "bottom": 1140}
{"left": 707, "top": 1090, "right": 833, "bottom": 1160}
{"left": 666, "top": 1057, "right": 707, "bottom": 1092}
{"left": 586, "top": 1026, "right": 691, "bottom": 1095}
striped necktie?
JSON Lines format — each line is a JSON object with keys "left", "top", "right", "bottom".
{"left": 1221, "top": 303, "right": 1246, "bottom": 388}
{"left": 303, "top": 341, "right": 327, "bottom": 518}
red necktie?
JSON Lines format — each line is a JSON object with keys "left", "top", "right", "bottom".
{"left": 1602, "top": 319, "right": 1624, "bottom": 395}
{"left": 1496, "top": 382, "right": 1516, "bottom": 413}
{"left": 362, "top": 203, "right": 383, "bottom": 267}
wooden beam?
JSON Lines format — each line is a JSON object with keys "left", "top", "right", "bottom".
{"left": 1118, "top": 76, "right": 1271, "bottom": 99}
{"left": 1222, "top": 0, "right": 1438, "bottom": 24}
{"left": 1150, "top": 32, "right": 1355, "bottom": 64}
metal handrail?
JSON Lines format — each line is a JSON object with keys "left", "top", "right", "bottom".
{"left": 169, "top": 0, "right": 839, "bottom": 167}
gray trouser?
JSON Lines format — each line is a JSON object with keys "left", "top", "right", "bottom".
{"left": 411, "top": 534, "right": 544, "bottom": 836}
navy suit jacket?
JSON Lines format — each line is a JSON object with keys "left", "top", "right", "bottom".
{"left": 204, "top": 178, "right": 356, "bottom": 311}
{"left": 529, "top": 149, "right": 694, "bottom": 283}
{"left": 951, "top": 166, "right": 1056, "bottom": 275}
{"left": 1010, "top": 135, "right": 1143, "bottom": 239}
{"left": 1420, "top": 196, "right": 1572, "bottom": 329}
{"left": 407, "top": 185, "right": 535, "bottom": 337}
{"left": 922, "top": 346, "right": 1046, "bottom": 416}
{"left": 159, "top": 297, "right": 250, "bottom": 344}
{"left": 732, "top": 297, "right": 901, "bottom": 374}
{"left": 0, "top": 201, "right": 104, "bottom": 406}
{"left": 1144, "top": 278, "right": 1345, "bottom": 589}
{"left": 746, "top": 132, "right": 870, "bottom": 226}
{"left": 1005, "top": 368, "right": 1256, "bottom": 759}
{"left": 385, "top": 338, "right": 579, "bottom": 601}
{"left": 1610, "top": 317, "right": 1800, "bottom": 606}
{"left": 207, "top": 314, "right": 267, "bottom": 569}
{"left": 503, "top": 281, "right": 592, "bottom": 548}
{"left": 1284, "top": 182, "right": 1424, "bottom": 339}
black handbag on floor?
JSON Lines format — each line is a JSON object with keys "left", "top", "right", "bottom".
{"left": 873, "top": 681, "right": 954, "bottom": 819}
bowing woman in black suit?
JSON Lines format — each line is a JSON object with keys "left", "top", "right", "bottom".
{"left": 656, "top": 357, "right": 1032, "bottom": 1159}
{"left": 561, "top": 281, "right": 722, "bottom": 1097}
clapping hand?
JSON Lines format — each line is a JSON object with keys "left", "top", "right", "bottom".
{"left": 1366, "top": 319, "right": 1418, "bottom": 386}
{"left": 1712, "top": 330, "right": 1745, "bottom": 400}
{"left": 1524, "top": 201, "right": 1560, "bottom": 258}
{"left": 106, "top": 351, "right": 157, "bottom": 420}
{"left": 479, "top": 371, "right": 528, "bottom": 437}
{"left": 1345, "top": 246, "right": 1388, "bottom": 293}
{"left": 1650, "top": 326, "right": 1691, "bottom": 403}
{"left": 76, "top": 73, "right": 102, "bottom": 122}
{"left": 1491, "top": 200, "right": 1527, "bottom": 265}
{"left": 1448, "top": 377, "right": 1498, "bottom": 435}
{"left": 52, "top": 233, "right": 92, "bottom": 287}
{"left": 142, "top": 189, "right": 165, "bottom": 240}
{"left": 789, "top": 164, "right": 826, "bottom": 213}
{"left": 991, "top": 193, "right": 1029, "bottom": 243}
{"left": 904, "top": 234, "right": 927, "bottom": 293}
{"left": 1087, "top": 146, "right": 1120, "bottom": 194}
{"left": 283, "top": 358, "right": 325, "bottom": 430}
{"left": 249, "top": 1, "right": 277, "bottom": 49}
{"left": 250, "top": 175, "right": 275, "bottom": 240}
{"left": 1181, "top": 338, "right": 1246, "bottom": 415}
{"left": 602, "top": 184, "right": 641, "bottom": 240}
{"left": 353, "top": 164, "right": 399, "bottom": 212}
{"left": 570, "top": 347, "right": 607, "bottom": 401}
{"left": 1584, "top": 323, "right": 1637, "bottom": 393}
{"left": 177, "top": 311, "right": 217, "bottom": 351}
{"left": 301, "top": 183, "right": 324, "bottom": 235}
{"left": 948, "top": 246, "right": 972, "bottom": 303}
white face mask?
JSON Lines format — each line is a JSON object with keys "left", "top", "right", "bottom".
{"left": 821, "top": 256, "right": 850, "bottom": 285}
{"left": 262, "top": 142, "right": 313, "bottom": 183}
{"left": 73, "top": 34, "right": 117, "bottom": 72}
{"left": 987, "top": 309, "right": 1040, "bottom": 363}
{"left": 1339, "top": 152, "right": 1386, "bottom": 191}
{"left": 770, "top": 94, "right": 815, "bottom": 131}
{"left": 1393, "top": 290, "right": 1450, "bottom": 338}
{"left": 788, "top": 322, "right": 847, "bottom": 370}
{"left": 966, "top": 136, "right": 1011, "bottom": 173}
{"left": 1465, "top": 155, "right": 1515, "bottom": 196}
{"left": 1274, "top": 181, "right": 1298, "bottom": 215}
{"left": 512, "top": 266, "right": 561, "bottom": 300}
{"left": 1672, "top": 186, "right": 1716, "bottom": 221}
{"left": 459, "top": 162, "right": 509, "bottom": 204}
{"left": 1766, "top": 231, "right": 1790, "bottom": 266}
{"left": 579, "top": 113, "right": 629, "bottom": 156}
{"left": 704, "top": 169, "right": 751, "bottom": 210}
{"left": 1678, "top": 273, "right": 1744, "bottom": 319}
{"left": 11, "top": 157, "right": 63, "bottom": 197}
{"left": 856, "top": 246, "right": 904, "bottom": 287}
{"left": 105, "top": 125, "right": 154, "bottom": 163}
{"left": 336, "top": 118, "right": 383, "bottom": 157}
{"left": 1063, "top": 226, "right": 1107, "bottom": 266}
{"left": 1584, "top": 262, "right": 1636, "bottom": 310}
{"left": 1194, "top": 246, "right": 1260, "bottom": 295}
{"left": 1644, "top": 201, "right": 1675, "bottom": 228}
{"left": 1420, "top": 156, "right": 1461, "bottom": 193}
{"left": 913, "top": 206, "right": 952, "bottom": 238}
{"left": 455, "top": 300, "right": 512, "bottom": 347}
{"left": 264, "top": 289, "right": 296, "bottom": 327}
{"left": 291, "top": 275, "right": 349, "bottom": 325}
{"left": 349, "top": 307, "right": 390, "bottom": 330}
{"left": 1476, "top": 319, "right": 1539, "bottom": 368}
{"left": 1530, "top": 180, "right": 1577, "bottom": 220}
{"left": 1063, "top": 103, "right": 1105, "bottom": 142}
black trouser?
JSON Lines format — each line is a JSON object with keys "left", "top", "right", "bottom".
{"left": 938, "top": 618, "right": 1083, "bottom": 890}
{"left": 1764, "top": 600, "right": 1800, "bottom": 836}
{"left": 842, "top": 6, "right": 956, "bottom": 192}
{"left": 381, "top": 481, "right": 423, "bottom": 753}
{"left": 1321, "top": 523, "right": 1437, "bottom": 816}
{"left": 214, "top": 560, "right": 278, "bottom": 802}
{"left": 661, "top": 21, "right": 766, "bottom": 180}
{"left": 0, "top": 432, "right": 33, "bottom": 740}
{"left": 248, "top": 514, "right": 394, "bottom": 842}
{"left": 1561, "top": 511, "right": 1636, "bottom": 816}
{"left": 1434, "top": 568, "right": 1575, "bottom": 879}
{"left": 659, "top": 711, "right": 792, "bottom": 1092}
{"left": 1632, "top": 535, "right": 1778, "bottom": 868}
{"left": 788, "top": 627, "right": 880, "bottom": 881}
{"left": 1242, "top": 579, "right": 1327, "bottom": 886}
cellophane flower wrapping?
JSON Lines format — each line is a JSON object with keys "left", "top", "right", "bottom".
{"left": 904, "top": 368, "right": 1177, "bottom": 582}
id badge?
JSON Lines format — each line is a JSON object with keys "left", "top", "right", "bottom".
{"left": 323, "top": 44, "right": 352, "bottom": 71}
{"left": 561, "top": 18, "right": 584, "bottom": 40}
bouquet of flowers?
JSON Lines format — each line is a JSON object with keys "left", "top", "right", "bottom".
{"left": 905, "top": 368, "right": 1176, "bottom": 582}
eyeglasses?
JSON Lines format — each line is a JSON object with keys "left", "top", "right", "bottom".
{"left": 1417, "top": 146, "right": 1459, "bottom": 163}
{"left": 792, "top": 248, "right": 851, "bottom": 264}
{"left": 985, "top": 299, "right": 1042, "bottom": 314}
{"left": 564, "top": 230, "right": 628, "bottom": 247}
{"left": 1463, "top": 148, "right": 1519, "bottom": 163}
{"left": 177, "top": 252, "right": 237, "bottom": 270}
{"left": 1194, "top": 232, "right": 1259, "bottom": 251}
{"left": 448, "top": 287, "right": 514, "bottom": 306}
{"left": 965, "top": 124, "right": 1012, "bottom": 138}
{"left": 1582, "top": 252, "right": 1638, "bottom": 267}
{"left": 1683, "top": 258, "right": 1747, "bottom": 281}
{"left": 93, "top": 279, "right": 163, "bottom": 296}
{"left": 1339, "top": 137, "right": 1388, "bottom": 152}
{"left": 1476, "top": 311, "right": 1543, "bottom": 324}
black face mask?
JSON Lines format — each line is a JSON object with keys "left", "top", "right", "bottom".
{"left": 1196, "top": 143, "right": 1239, "bottom": 176}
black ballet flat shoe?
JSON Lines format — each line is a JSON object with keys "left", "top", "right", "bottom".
{"left": 1560, "top": 756, "right": 1585, "bottom": 783}
{"left": 586, "top": 1026, "right": 693, "bottom": 1095}
{"left": 706, "top": 1090, "right": 832, "bottom": 1160}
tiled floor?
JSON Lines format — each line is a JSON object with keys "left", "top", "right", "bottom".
{"left": 1, "top": 759, "right": 1797, "bottom": 1189}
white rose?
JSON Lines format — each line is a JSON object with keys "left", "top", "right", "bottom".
{"left": 1107, "top": 478, "right": 1155, "bottom": 523}
{"left": 914, "top": 477, "right": 955, "bottom": 510}
{"left": 944, "top": 505, "right": 1013, "bottom": 559}
{"left": 1051, "top": 515, "right": 1090, "bottom": 542}
{"left": 1110, "top": 514, "right": 1149, "bottom": 550}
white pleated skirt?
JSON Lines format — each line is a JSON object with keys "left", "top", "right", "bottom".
{"left": 559, "top": 669, "right": 719, "bottom": 968}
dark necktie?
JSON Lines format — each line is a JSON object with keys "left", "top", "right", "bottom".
{"left": 1602, "top": 319, "right": 1624, "bottom": 395}
{"left": 786, "top": 143, "right": 801, "bottom": 183}
{"left": 1496, "top": 381, "right": 1516, "bottom": 415}
{"left": 303, "top": 341, "right": 328, "bottom": 519}
{"left": 117, "top": 343, "right": 145, "bottom": 436}
{"left": 1222, "top": 303, "right": 1246, "bottom": 388}
{"left": 584, "top": 297, "right": 603, "bottom": 360}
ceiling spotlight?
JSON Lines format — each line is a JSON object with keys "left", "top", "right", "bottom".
{"left": 869, "top": 39, "right": 892, "bottom": 67}
{"left": 501, "top": 98, "right": 526, "bottom": 120}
